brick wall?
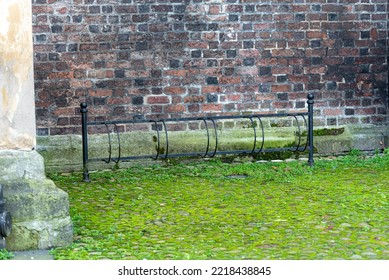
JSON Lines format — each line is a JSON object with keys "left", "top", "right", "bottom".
{"left": 32, "top": 0, "right": 388, "bottom": 136}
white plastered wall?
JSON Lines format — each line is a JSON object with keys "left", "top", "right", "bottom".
{"left": 0, "top": 0, "right": 36, "bottom": 150}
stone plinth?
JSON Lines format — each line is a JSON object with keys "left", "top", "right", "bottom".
{"left": 0, "top": 150, "right": 72, "bottom": 250}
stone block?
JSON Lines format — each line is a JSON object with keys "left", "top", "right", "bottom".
{"left": 0, "top": 150, "right": 72, "bottom": 251}
{"left": 2, "top": 179, "right": 70, "bottom": 222}
{"left": 0, "top": 150, "right": 45, "bottom": 181}
{"left": 6, "top": 217, "right": 72, "bottom": 251}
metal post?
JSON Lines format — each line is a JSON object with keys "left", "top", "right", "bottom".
{"left": 0, "top": 184, "right": 12, "bottom": 249}
{"left": 307, "top": 94, "right": 314, "bottom": 166}
{"left": 80, "top": 102, "right": 90, "bottom": 182}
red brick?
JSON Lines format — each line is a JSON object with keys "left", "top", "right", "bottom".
{"left": 187, "top": 42, "right": 208, "bottom": 49}
{"left": 209, "top": 5, "right": 221, "bottom": 15}
{"left": 323, "top": 108, "right": 342, "bottom": 116}
{"left": 257, "top": 58, "right": 278, "bottom": 66}
{"left": 106, "top": 97, "right": 132, "bottom": 105}
{"left": 271, "top": 49, "right": 295, "bottom": 57}
{"left": 89, "top": 89, "right": 113, "bottom": 97}
{"left": 235, "top": 85, "right": 258, "bottom": 93}
{"left": 166, "top": 123, "right": 186, "bottom": 131}
{"left": 70, "top": 80, "right": 93, "bottom": 88}
{"left": 288, "top": 75, "right": 309, "bottom": 83}
{"left": 227, "top": 94, "right": 242, "bottom": 101}
{"left": 338, "top": 48, "right": 359, "bottom": 56}
{"left": 288, "top": 41, "right": 309, "bottom": 48}
{"left": 272, "top": 101, "right": 293, "bottom": 109}
{"left": 188, "top": 104, "right": 200, "bottom": 112}
{"left": 238, "top": 49, "right": 260, "bottom": 57}
{"left": 115, "top": 5, "right": 137, "bottom": 13}
{"left": 203, "top": 68, "right": 222, "bottom": 76}
{"left": 345, "top": 100, "right": 361, "bottom": 107}
{"left": 236, "top": 103, "right": 258, "bottom": 110}
{"left": 304, "top": 66, "right": 326, "bottom": 74}
{"left": 271, "top": 84, "right": 291, "bottom": 92}
{"left": 225, "top": 4, "right": 244, "bottom": 12}
{"left": 253, "top": 23, "right": 275, "bottom": 30}
{"left": 219, "top": 77, "right": 241, "bottom": 84}
{"left": 201, "top": 86, "right": 222, "bottom": 94}
{"left": 355, "top": 107, "right": 376, "bottom": 115}
{"left": 203, "top": 32, "right": 218, "bottom": 40}
{"left": 53, "top": 107, "right": 76, "bottom": 116}
{"left": 80, "top": 44, "right": 99, "bottom": 51}
{"left": 31, "top": 0, "right": 388, "bottom": 135}
{"left": 184, "top": 95, "right": 205, "bottom": 103}
{"left": 236, "top": 67, "right": 258, "bottom": 76}
{"left": 57, "top": 7, "right": 67, "bottom": 14}
{"left": 165, "top": 104, "right": 185, "bottom": 113}
{"left": 272, "top": 66, "right": 293, "bottom": 75}
{"left": 164, "top": 70, "right": 187, "bottom": 77}
{"left": 202, "top": 104, "right": 223, "bottom": 112}
{"left": 274, "top": 14, "right": 293, "bottom": 21}
{"left": 147, "top": 96, "right": 170, "bottom": 104}
{"left": 32, "top": 6, "right": 54, "bottom": 14}
{"left": 307, "top": 31, "right": 327, "bottom": 39}
{"left": 164, "top": 87, "right": 186, "bottom": 95}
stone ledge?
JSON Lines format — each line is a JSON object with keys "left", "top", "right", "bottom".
{"left": 36, "top": 124, "right": 388, "bottom": 173}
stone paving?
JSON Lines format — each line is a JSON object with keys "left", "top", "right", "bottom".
{"left": 11, "top": 250, "right": 54, "bottom": 260}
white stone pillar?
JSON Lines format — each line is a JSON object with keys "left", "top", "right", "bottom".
{"left": 0, "top": 0, "right": 72, "bottom": 251}
{"left": 0, "top": 0, "right": 36, "bottom": 150}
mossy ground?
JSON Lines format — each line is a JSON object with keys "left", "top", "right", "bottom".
{"left": 49, "top": 152, "right": 389, "bottom": 260}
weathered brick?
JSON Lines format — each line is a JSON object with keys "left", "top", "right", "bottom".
{"left": 271, "top": 84, "right": 291, "bottom": 93}
{"left": 164, "top": 87, "right": 186, "bottom": 95}
{"left": 32, "top": 0, "right": 388, "bottom": 134}
{"left": 88, "top": 89, "right": 113, "bottom": 97}
{"left": 219, "top": 76, "right": 241, "bottom": 84}
{"left": 165, "top": 104, "right": 185, "bottom": 113}
{"left": 147, "top": 96, "right": 170, "bottom": 104}
{"left": 115, "top": 5, "right": 137, "bottom": 14}
{"left": 202, "top": 104, "right": 223, "bottom": 112}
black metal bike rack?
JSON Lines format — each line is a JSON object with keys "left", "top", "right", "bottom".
{"left": 81, "top": 94, "right": 314, "bottom": 182}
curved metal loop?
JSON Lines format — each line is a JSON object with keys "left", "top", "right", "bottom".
{"left": 112, "top": 124, "right": 122, "bottom": 164}
{"left": 209, "top": 118, "right": 218, "bottom": 158}
{"left": 103, "top": 123, "right": 112, "bottom": 164}
{"left": 255, "top": 116, "right": 265, "bottom": 153}
{"left": 151, "top": 120, "right": 160, "bottom": 160}
{"left": 198, "top": 118, "right": 210, "bottom": 158}
{"left": 246, "top": 117, "right": 257, "bottom": 155}
{"left": 301, "top": 114, "right": 309, "bottom": 152}
{"left": 293, "top": 115, "right": 302, "bottom": 152}
{"left": 161, "top": 120, "right": 169, "bottom": 160}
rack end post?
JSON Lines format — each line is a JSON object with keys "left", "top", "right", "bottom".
{"left": 307, "top": 94, "right": 315, "bottom": 167}
{"left": 80, "top": 102, "right": 90, "bottom": 182}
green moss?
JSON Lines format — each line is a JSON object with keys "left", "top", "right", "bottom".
{"left": 254, "top": 150, "right": 294, "bottom": 161}
{"left": 0, "top": 249, "right": 14, "bottom": 260}
{"left": 50, "top": 154, "right": 389, "bottom": 260}
{"left": 314, "top": 127, "right": 345, "bottom": 136}
{"left": 252, "top": 141, "right": 310, "bottom": 161}
{"left": 155, "top": 145, "right": 165, "bottom": 155}
{"left": 300, "top": 127, "right": 345, "bottom": 137}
